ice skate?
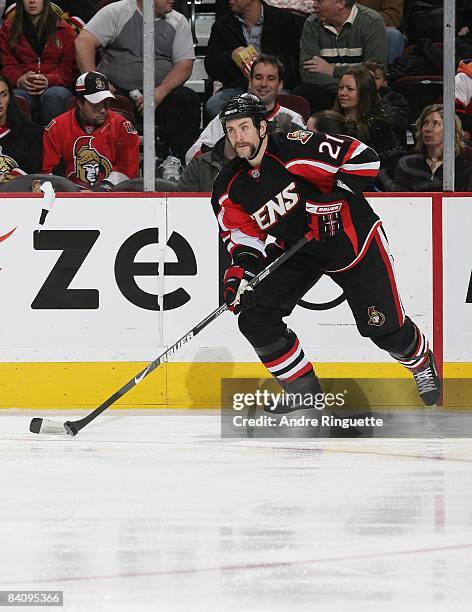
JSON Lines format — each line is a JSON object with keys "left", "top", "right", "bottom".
{"left": 413, "top": 350, "right": 441, "bottom": 406}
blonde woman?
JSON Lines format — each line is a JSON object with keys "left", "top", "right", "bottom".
{"left": 393, "top": 103, "right": 472, "bottom": 191}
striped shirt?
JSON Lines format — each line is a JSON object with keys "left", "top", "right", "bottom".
{"left": 300, "top": 3, "right": 387, "bottom": 93}
{"left": 236, "top": 5, "right": 264, "bottom": 54}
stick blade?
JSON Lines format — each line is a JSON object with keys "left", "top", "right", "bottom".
{"left": 29, "top": 418, "right": 68, "bottom": 435}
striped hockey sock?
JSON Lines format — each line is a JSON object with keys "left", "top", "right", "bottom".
{"left": 391, "top": 322, "right": 429, "bottom": 371}
{"left": 256, "top": 330, "right": 314, "bottom": 385}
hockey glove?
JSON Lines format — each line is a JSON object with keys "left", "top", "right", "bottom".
{"left": 306, "top": 193, "right": 348, "bottom": 240}
{"left": 224, "top": 266, "right": 256, "bottom": 314}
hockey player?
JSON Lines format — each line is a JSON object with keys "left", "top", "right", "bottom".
{"left": 211, "top": 93, "right": 440, "bottom": 412}
{"left": 42, "top": 71, "right": 139, "bottom": 190}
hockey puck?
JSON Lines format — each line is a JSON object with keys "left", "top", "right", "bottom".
{"left": 29, "top": 418, "right": 42, "bottom": 434}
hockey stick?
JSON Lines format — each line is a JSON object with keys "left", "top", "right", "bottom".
{"left": 29, "top": 231, "right": 315, "bottom": 437}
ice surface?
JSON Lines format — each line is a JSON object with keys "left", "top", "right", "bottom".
{"left": 1, "top": 410, "right": 471, "bottom": 611}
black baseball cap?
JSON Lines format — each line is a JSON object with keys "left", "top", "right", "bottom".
{"left": 75, "top": 71, "right": 115, "bottom": 104}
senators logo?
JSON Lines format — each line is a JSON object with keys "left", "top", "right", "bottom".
{"left": 287, "top": 130, "right": 313, "bottom": 145}
{"left": 367, "top": 306, "right": 385, "bottom": 326}
{"left": 69, "top": 136, "right": 113, "bottom": 187}
{"left": 0, "top": 146, "right": 20, "bottom": 183}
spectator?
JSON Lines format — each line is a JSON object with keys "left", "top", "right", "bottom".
{"left": 392, "top": 104, "right": 472, "bottom": 192}
{"left": 364, "top": 59, "right": 409, "bottom": 146}
{"left": 177, "top": 136, "right": 236, "bottom": 192}
{"left": 296, "top": 0, "right": 387, "bottom": 113}
{"left": 357, "top": 0, "right": 405, "bottom": 63}
{"left": 186, "top": 55, "right": 306, "bottom": 163}
{"left": 0, "top": 0, "right": 76, "bottom": 125}
{"left": 332, "top": 65, "right": 404, "bottom": 177}
{"left": 74, "top": 0, "right": 200, "bottom": 164}
{"left": 0, "top": 74, "right": 43, "bottom": 182}
{"left": 204, "top": 0, "right": 305, "bottom": 122}
{"left": 42, "top": 71, "right": 139, "bottom": 190}
{"left": 307, "top": 109, "right": 346, "bottom": 133}
{"left": 455, "top": 59, "right": 472, "bottom": 135}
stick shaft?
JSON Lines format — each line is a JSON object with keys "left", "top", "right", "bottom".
{"left": 66, "top": 232, "right": 313, "bottom": 433}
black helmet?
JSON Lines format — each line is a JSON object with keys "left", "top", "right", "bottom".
{"left": 219, "top": 93, "right": 267, "bottom": 130}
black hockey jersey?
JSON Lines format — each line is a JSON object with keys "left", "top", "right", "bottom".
{"left": 211, "top": 130, "right": 381, "bottom": 272}
{"left": 0, "top": 121, "right": 43, "bottom": 183}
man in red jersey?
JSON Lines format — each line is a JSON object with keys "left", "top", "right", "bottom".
{"left": 42, "top": 72, "right": 139, "bottom": 190}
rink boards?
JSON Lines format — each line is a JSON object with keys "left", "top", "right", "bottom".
{"left": 0, "top": 192, "right": 469, "bottom": 408}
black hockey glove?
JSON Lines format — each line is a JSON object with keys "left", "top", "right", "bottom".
{"left": 224, "top": 266, "right": 256, "bottom": 314}
{"left": 306, "top": 193, "right": 348, "bottom": 240}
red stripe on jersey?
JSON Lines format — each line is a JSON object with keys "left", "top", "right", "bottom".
{"left": 374, "top": 231, "right": 405, "bottom": 326}
{"left": 340, "top": 140, "right": 379, "bottom": 176}
{"left": 217, "top": 196, "right": 266, "bottom": 240}
{"left": 284, "top": 362, "right": 314, "bottom": 384}
{"left": 339, "top": 167, "right": 378, "bottom": 176}
{"left": 340, "top": 203, "right": 358, "bottom": 255}
{"left": 266, "top": 151, "right": 336, "bottom": 193}
{"left": 285, "top": 162, "right": 335, "bottom": 193}
{"left": 325, "top": 220, "right": 381, "bottom": 273}
{"left": 343, "top": 138, "right": 362, "bottom": 164}
{"left": 263, "top": 338, "right": 300, "bottom": 369}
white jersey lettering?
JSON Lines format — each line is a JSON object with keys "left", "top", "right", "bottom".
{"left": 252, "top": 182, "right": 300, "bottom": 230}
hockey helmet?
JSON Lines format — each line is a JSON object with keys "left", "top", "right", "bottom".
{"left": 219, "top": 93, "right": 267, "bottom": 131}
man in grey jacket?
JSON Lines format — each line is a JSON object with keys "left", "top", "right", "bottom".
{"left": 294, "top": 0, "right": 387, "bottom": 112}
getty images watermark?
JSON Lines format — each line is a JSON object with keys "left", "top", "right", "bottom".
{"left": 220, "top": 378, "right": 391, "bottom": 438}
{"left": 232, "top": 388, "right": 345, "bottom": 412}
{"left": 225, "top": 384, "right": 383, "bottom": 435}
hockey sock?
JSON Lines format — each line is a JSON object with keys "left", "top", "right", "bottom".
{"left": 255, "top": 329, "right": 315, "bottom": 385}
{"left": 381, "top": 320, "right": 429, "bottom": 371}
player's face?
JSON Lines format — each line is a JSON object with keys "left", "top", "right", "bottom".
{"left": 78, "top": 99, "right": 111, "bottom": 127}
{"left": 313, "top": 0, "right": 342, "bottom": 24}
{"left": 23, "top": 0, "right": 44, "bottom": 17}
{"left": 249, "top": 63, "right": 282, "bottom": 108}
{"left": 337, "top": 74, "right": 358, "bottom": 113}
{"left": 0, "top": 81, "right": 10, "bottom": 126}
{"left": 421, "top": 111, "right": 444, "bottom": 149}
{"left": 225, "top": 117, "right": 263, "bottom": 159}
